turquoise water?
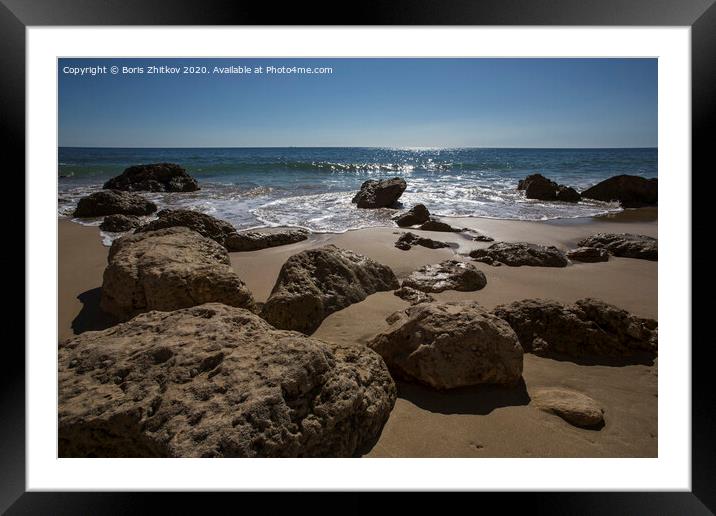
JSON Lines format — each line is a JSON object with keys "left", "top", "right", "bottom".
{"left": 58, "top": 147, "right": 657, "bottom": 233}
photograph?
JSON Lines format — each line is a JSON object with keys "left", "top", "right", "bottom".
{"left": 56, "top": 57, "right": 659, "bottom": 459}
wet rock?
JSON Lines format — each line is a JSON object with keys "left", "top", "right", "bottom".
{"left": 470, "top": 242, "right": 568, "bottom": 267}
{"left": 556, "top": 185, "right": 581, "bottom": 203}
{"left": 418, "top": 219, "right": 462, "bottom": 232}
{"left": 225, "top": 228, "right": 310, "bottom": 252}
{"left": 473, "top": 234, "right": 495, "bottom": 242}
{"left": 394, "top": 232, "right": 451, "bottom": 251}
{"left": 103, "top": 163, "right": 199, "bottom": 192}
{"left": 100, "top": 214, "right": 142, "bottom": 232}
{"left": 518, "top": 174, "right": 581, "bottom": 202}
{"left": 567, "top": 246, "right": 610, "bottom": 263}
{"left": 402, "top": 260, "right": 487, "bottom": 293}
{"left": 393, "top": 204, "right": 430, "bottom": 227}
{"left": 577, "top": 233, "right": 657, "bottom": 261}
{"left": 393, "top": 286, "right": 435, "bottom": 305}
{"left": 351, "top": 177, "right": 406, "bottom": 208}
{"left": 581, "top": 175, "right": 657, "bottom": 207}
{"left": 136, "top": 209, "right": 237, "bottom": 248}
{"left": 74, "top": 190, "right": 157, "bottom": 218}
{"left": 532, "top": 389, "right": 605, "bottom": 428}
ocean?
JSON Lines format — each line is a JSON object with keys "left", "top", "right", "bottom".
{"left": 58, "top": 147, "right": 657, "bottom": 234}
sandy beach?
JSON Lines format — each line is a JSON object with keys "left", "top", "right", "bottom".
{"left": 58, "top": 210, "right": 657, "bottom": 458}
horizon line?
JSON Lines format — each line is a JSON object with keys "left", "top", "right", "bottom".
{"left": 58, "top": 145, "right": 658, "bottom": 150}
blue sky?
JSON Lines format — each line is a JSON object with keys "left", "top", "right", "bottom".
{"left": 58, "top": 58, "right": 657, "bottom": 148}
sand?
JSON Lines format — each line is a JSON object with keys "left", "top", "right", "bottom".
{"left": 58, "top": 210, "right": 658, "bottom": 457}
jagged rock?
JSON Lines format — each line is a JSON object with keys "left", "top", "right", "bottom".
{"left": 74, "top": 190, "right": 157, "bottom": 218}
{"left": 532, "top": 389, "right": 605, "bottom": 428}
{"left": 351, "top": 177, "right": 406, "bottom": 208}
{"left": 100, "top": 214, "right": 142, "bottom": 232}
{"left": 556, "top": 185, "right": 581, "bottom": 203}
{"left": 394, "top": 232, "right": 451, "bottom": 251}
{"left": 393, "top": 286, "right": 435, "bottom": 305}
{"left": 577, "top": 233, "right": 657, "bottom": 261}
{"left": 100, "top": 227, "right": 255, "bottom": 321}
{"left": 473, "top": 234, "right": 495, "bottom": 242}
{"left": 368, "top": 302, "right": 523, "bottom": 389}
{"left": 518, "top": 174, "right": 581, "bottom": 202}
{"left": 581, "top": 175, "right": 657, "bottom": 207}
{"left": 418, "top": 219, "right": 462, "bottom": 232}
{"left": 226, "top": 228, "right": 310, "bottom": 252}
{"left": 393, "top": 204, "right": 430, "bottom": 227}
{"left": 402, "top": 260, "right": 487, "bottom": 293}
{"left": 492, "top": 297, "right": 657, "bottom": 358}
{"left": 103, "top": 163, "right": 199, "bottom": 192}
{"left": 262, "top": 245, "right": 399, "bottom": 334}
{"left": 567, "top": 246, "right": 610, "bottom": 263}
{"left": 136, "top": 209, "right": 237, "bottom": 247}
{"left": 58, "top": 303, "right": 396, "bottom": 457}
{"left": 470, "top": 242, "right": 568, "bottom": 267}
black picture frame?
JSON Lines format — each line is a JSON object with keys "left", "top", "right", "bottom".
{"left": 5, "top": 0, "right": 711, "bottom": 512}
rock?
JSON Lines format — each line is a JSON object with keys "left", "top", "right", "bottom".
{"left": 418, "top": 219, "right": 462, "bottom": 232}
{"left": 532, "top": 389, "right": 605, "bottom": 428}
{"left": 368, "top": 302, "right": 523, "bottom": 389}
{"left": 136, "top": 209, "right": 237, "bottom": 248}
{"left": 393, "top": 204, "right": 430, "bottom": 227}
{"left": 473, "top": 234, "right": 495, "bottom": 242}
{"left": 470, "top": 242, "right": 568, "bottom": 267}
{"left": 401, "top": 260, "right": 487, "bottom": 293}
{"left": 103, "top": 163, "right": 199, "bottom": 192}
{"left": 518, "top": 173, "right": 581, "bottom": 202}
{"left": 262, "top": 245, "right": 399, "bottom": 334}
{"left": 351, "top": 177, "right": 407, "bottom": 208}
{"left": 100, "top": 227, "right": 255, "bottom": 321}
{"left": 225, "top": 228, "right": 310, "bottom": 252}
{"left": 581, "top": 175, "right": 657, "bottom": 207}
{"left": 394, "top": 232, "right": 451, "bottom": 251}
{"left": 567, "top": 246, "right": 610, "bottom": 263}
{"left": 74, "top": 190, "right": 157, "bottom": 218}
{"left": 393, "top": 286, "right": 435, "bottom": 305}
{"left": 556, "top": 185, "right": 581, "bottom": 203}
{"left": 492, "top": 297, "right": 657, "bottom": 358}
{"left": 58, "top": 303, "right": 396, "bottom": 457}
{"left": 100, "top": 214, "right": 142, "bottom": 232}
{"left": 577, "top": 233, "right": 657, "bottom": 261}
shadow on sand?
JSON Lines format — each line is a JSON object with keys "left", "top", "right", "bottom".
{"left": 533, "top": 350, "right": 657, "bottom": 367}
{"left": 71, "top": 287, "right": 117, "bottom": 335}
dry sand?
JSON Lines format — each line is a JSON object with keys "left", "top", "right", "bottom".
{"left": 58, "top": 210, "right": 658, "bottom": 457}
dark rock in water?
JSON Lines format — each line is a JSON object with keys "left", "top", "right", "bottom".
{"left": 518, "top": 173, "right": 581, "bottom": 202}
{"left": 136, "top": 209, "right": 237, "bottom": 248}
{"left": 103, "top": 163, "right": 199, "bottom": 192}
{"left": 101, "top": 227, "right": 255, "bottom": 321}
{"left": 532, "top": 389, "right": 605, "bottom": 428}
{"left": 225, "top": 228, "right": 310, "bottom": 252}
{"left": 567, "top": 246, "right": 610, "bottom": 263}
{"left": 419, "top": 219, "right": 462, "bottom": 232}
{"left": 577, "top": 233, "right": 657, "bottom": 261}
{"left": 402, "top": 260, "right": 487, "bottom": 293}
{"left": 352, "top": 177, "right": 407, "bottom": 208}
{"left": 473, "top": 234, "right": 495, "bottom": 242}
{"left": 470, "top": 242, "right": 568, "bottom": 267}
{"left": 368, "top": 301, "right": 523, "bottom": 390}
{"left": 492, "top": 297, "right": 657, "bottom": 358}
{"left": 556, "top": 185, "right": 581, "bottom": 203}
{"left": 262, "top": 245, "right": 399, "bottom": 334}
{"left": 393, "top": 286, "right": 435, "bottom": 305}
{"left": 393, "top": 204, "right": 430, "bottom": 227}
{"left": 394, "top": 232, "right": 451, "bottom": 251}
{"left": 100, "top": 214, "right": 142, "bottom": 232}
{"left": 74, "top": 190, "right": 157, "bottom": 218}
{"left": 58, "top": 303, "right": 396, "bottom": 457}
{"left": 581, "top": 175, "right": 657, "bottom": 207}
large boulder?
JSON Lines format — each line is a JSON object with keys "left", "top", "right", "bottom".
{"left": 581, "top": 175, "right": 657, "bottom": 207}
{"left": 556, "top": 185, "right": 581, "bottom": 203}
{"left": 136, "top": 209, "right": 237, "bottom": 248}
{"left": 567, "top": 246, "right": 609, "bottom": 263}
{"left": 368, "top": 302, "right": 524, "bottom": 389}
{"left": 103, "top": 163, "right": 199, "bottom": 192}
{"left": 74, "top": 190, "right": 157, "bottom": 218}
{"left": 100, "top": 227, "right": 255, "bottom": 320}
{"left": 351, "top": 177, "right": 407, "bottom": 208}
{"left": 532, "top": 389, "right": 605, "bottom": 428}
{"left": 492, "top": 297, "right": 657, "bottom": 358}
{"left": 226, "top": 228, "right": 310, "bottom": 252}
{"left": 470, "top": 242, "right": 569, "bottom": 267}
{"left": 59, "top": 303, "right": 396, "bottom": 457}
{"left": 393, "top": 204, "right": 430, "bottom": 227}
{"left": 518, "top": 174, "right": 581, "bottom": 202}
{"left": 262, "top": 245, "right": 399, "bottom": 334}
{"left": 394, "top": 232, "right": 450, "bottom": 251}
{"left": 577, "top": 233, "right": 657, "bottom": 261}
{"left": 100, "top": 214, "right": 142, "bottom": 232}
{"left": 393, "top": 286, "right": 435, "bottom": 306}
{"left": 401, "top": 260, "right": 487, "bottom": 293}
{"left": 418, "top": 219, "right": 462, "bottom": 232}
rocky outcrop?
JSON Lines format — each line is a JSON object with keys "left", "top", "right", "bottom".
{"left": 401, "top": 260, "right": 487, "bottom": 293}
{"left": 581, "top": 175, "right": 657, "bottom": 207}
{"left": 368, "top": 302, "right": 523, "bottom": 390}
{"left": 58, "top": 303, "right": 396, "bottom": 457}
{"left": 470, "top": 242, "right": 569, "bottom": 267}
{"left": 103, "top": 163, "right": 199, "bottom": 192}
{"left": 418, "top": 219, "right": 462, "bottom": 232}
{"left": 473, "top": 234, "right": 495, "bottom": 242}
{"left": 567, "top": 246, "right": 610, "bottom": 263}
{"left": 393, "top": 204, "right": 430, "bottom": 227}
{"left": 394, "top": 232, "right": 450, "bottom": 251}
{"left": 74, "top": 190, "right": 157, "bottom": 218}
{"left": 100, "top": 227, "right": 255, "bottom": 321}
{"left": 136, "top": 209, "right": 237, "bottom": 247}
{"left": 532, "top": 389, "right": 605, "bottom": 428}
{"left": 262, "top": 245, "right": 399, "bottom": 334}
{"left": 556, "top": 185, "right": 581, "bottom": 202}
{"left": 492, "top": 298, "right": 657, "bottom": 358}
{"left": 577, "top": 233, "right": 657, "bottom": 261}
{"left": 100, "top": 214, "right": 142, "bottom": 232}
{"left": 351, "top": 177, "right": 406, "bottom": 208}
{"left": 225, "top": 228, "right": 310, "bottom": 252}
{"left": 393, "top": 286, "right": 435, "bottom": 305}
{"left": 517, "top": 173, "right": 581, "bottom": 203}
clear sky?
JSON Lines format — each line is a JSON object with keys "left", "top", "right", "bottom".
{"left": 58, "top": 58, "right": 657, "bottom": 148}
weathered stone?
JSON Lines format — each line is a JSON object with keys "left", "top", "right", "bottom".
{"left": 136, "top": 209, "right": 237, "bottom": 247}
{"left": 581, "top": 175, "right": 657, "bottom": 207}
{"left": 351, "top": 177, "right": 406, "bottom": 208}
{"left": 74, "top": 190, "right": 157, "bottom": 218}
{"left": 470, "top": 242, "right": 568, "bottom": 267}
{"left": 518, "top": 174, "right": 581, "bottom": 202}
{"left": 577, "top": 233, "right": 657, "bottom": 261}
{"left": 100, "top": 214, "right": 142, "bottom": 232}
{"left": 393, "top": 204, "right": 430, "bottom": 227}
{"left": 104, "top": 163, "right": 199, "bottom": 192}
{"left": 225, "top": 228, "right": 310, "bottom": 252}
{"left": 532, "top": 389, "right": 605, "bottom": 428}
{"left": 473, "top": 234, "right": 495, "bottom": 242}
{"left": 556, "top": 185, "right": 581, "bottom": 203}
{"left": 418, "top": 219, "right": 462, "bottom": 232}
{"left": 394, "top": 232, "right": 451, "bottom": 251}
{"left": 567, "top": 246, "right": 610, "bottom": 263}
{"left": 402, "top": 260, "right": 487, "bottom": 293}
{"left": 393, "top": 286, "right": 435, "bottom": 305}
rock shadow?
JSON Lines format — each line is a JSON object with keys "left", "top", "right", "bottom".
{"left": 533, "top": 351, "right": 656, "bottom": 367}
{"left": 71, "top": 287, "right": 117, "bottom": 335}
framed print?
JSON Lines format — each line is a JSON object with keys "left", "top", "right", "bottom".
{"left": 5, "top": 0, "right": 713, "bottom": 512}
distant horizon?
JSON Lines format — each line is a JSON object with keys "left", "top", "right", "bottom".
{"left": 59, "top": 145, "right": 658, "bottom": 150}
